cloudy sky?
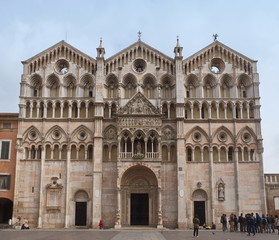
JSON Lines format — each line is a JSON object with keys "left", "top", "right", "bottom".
{"left": 0, "top": 0, "right": 278, "bottom": 173}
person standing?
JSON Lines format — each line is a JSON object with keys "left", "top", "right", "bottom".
{"left": 261, "top": 214, "right": 267, "bottom": 233}
{"left": 275, "top": 215, "right": 279, "bottom": 235}
{"left": 250, "top": 213, "right": 256, "bottom": 236}
{"left": 229, "top": 213, "right": 234, "bottom": 232}
{"left": 267, "top": 214, "right": 272, "bottom": 233}
{"left": 221, "top": 214, "right": 227, "bottom": 232}
{"left": 271, "top": 215, "right": 275, "bottom": 233}
{"left": 239, "top": 213, "right": 244, "bottom": 232}
{"left": 255, "top": 213, "right": 262, "bottom": 233}
{"left": 193, "top": 215, "right": 200, "bottom": 238}
{"left": 234, "top": 214, "right": 238, "bottom": 232}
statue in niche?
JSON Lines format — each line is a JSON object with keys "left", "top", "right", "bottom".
{"left": 218, "top": 183, "right": 225, "bottom": 200}
{"left": 136, "top": 142, "right": 142, "bottom": 154}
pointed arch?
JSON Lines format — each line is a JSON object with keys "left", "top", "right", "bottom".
{"left": 22, "top": 125, "right": 42, "bottom": 142}
{"left": 185, "top": 125, "right": 209, "bottom": 142}
{"left": 236, "top": 126, "right": 257, "bottom": 142}
{"left": 212, "top": 126, "right": 234, "bottom": 143}
{"left": 71, "top": 125, "right": 93, "bottom": 140}
{"left": 103, "top": 125, "right": 118, "bottom": 141}
{"left": 45, "top": 125, "right": 68, "bottom": 141}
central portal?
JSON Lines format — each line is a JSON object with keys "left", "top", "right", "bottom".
{"left": 131, "top": 193, "right": 149, "bottom": 225}
{"left": 120, "top": 165, "right": 158, "bottom": 226}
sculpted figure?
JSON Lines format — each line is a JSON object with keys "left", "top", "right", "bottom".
{"left": 218, "top": 183, "right": 225, "bottom": 200}
{"left": 136, "top": 142, "right": 142, "bottom": 154}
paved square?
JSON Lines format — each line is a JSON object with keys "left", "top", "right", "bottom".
{"left": 1, "top": 229, "right": 279, "bottom": 240}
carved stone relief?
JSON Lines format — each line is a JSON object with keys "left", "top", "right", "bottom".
{"left": 118, "top": 92, "right": 160, "bottom": 115}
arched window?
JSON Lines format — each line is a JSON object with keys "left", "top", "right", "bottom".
{"left": 111, "top": 103, "right": 117, "bottom": 117}
{"left": 47, "top": 74, "right": 60, "bottom": 97}
{"left": 220, "top": 147, "right": 226, "bottom": 161}
{"left": 220, "top": 74, "right": 233, "bottom": 98}
{"left": 237, "top": 74, "right": 251, "bottom": 98}
{"left": 88, "top": 102, "right": 94, "bottom": 118}
{"left": 47, "top": 102, "right": 53, "bottom": 118}
{"left": 228, "top": 147, "right": 234, "bottom": 161}
{"left": 203, "top": 74, "right": 217, "bottom": 98}
{"left": 170, "top": 103, "right": 176, "bottom": 119}
{"left": 71, "top": 145, "right": 77, "bottom": 159}
{"left": 81, "top": 74, "right": 94, "bottom": 97}
{"left": 161, "top": 75, "right": 174, "bottom": 99}
{"left": 186, "top": 74, "right": 199, "bottom": 98}
{"left": 106, "top": 74, "right": 118, "bottom": 99}
{"left": 186, "top": 147, "right": 192, "bottom": 161}
{"left": 162, "top": 145, "right": 168, "bottom": 161}
{"left": 162, "top": 103, "right": 168, "bottom": 119}
{"left": 30, "top": 74, "right": 42, "bottom": 97}
{"left": 63, "top": 102, "right": 69, "bottom": 118}
{"left": 104, "top": 103, "right": 109, "bottom": 118}
{"left": 203, "top": 146, "right": 209, "bottom": 162}
{"left": 213, "top": 147, "right": 218, "bottom": 162}
{"left": 194, "top": 147, "right": 201, "bottom": 162}
{"left": 72, "top": 102, "right": 78, "bottom": 118}
{"left": 80, "top": 102, "right": 86, "bottom": 118}
{"left": 143, "top": 76, "right": 156, "bottom": 99}
{"left": 61, "top": 145, "right": 67, "bottom": 160}
{"left": 211, "top": 102, "right": 217, "bottom": 119}
{"left": 103, "top": 145, "right": 109, "bottom": 161}
{"left": 201, "top": 103, "right": 208, "bottom": 119}
{"left": 53, "top": 145, "right": 59, "bottom": 159}
{"left": 78, "top": 145, "right": 85, "bottom": 160}
{"left": 123, "top": 74, "right": 137, "bottom": 98}
{"left": 111, "top": 145, "right": 118, "bottom": 161}
{"left": 64, "top": 75, "right": 76, "bottom": 97}
{"left": 87, "top": 145, "right": 93, "bottom": 160}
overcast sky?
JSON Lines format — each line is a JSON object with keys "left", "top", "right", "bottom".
{"left": 0, "top": 0, "right": 278, "bottom": 173}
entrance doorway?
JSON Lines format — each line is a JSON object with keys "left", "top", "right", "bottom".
{"left": 194, "top": 201, "right": 205, "bottom": 226}
{"left": 0, "top": 198, "right": 13, "bottom": 224}
{"left": 131, "top": 193, "right": 149, "bottom": 225}
{"left": 75, "top": 202, "right": 87, "bottom": 226}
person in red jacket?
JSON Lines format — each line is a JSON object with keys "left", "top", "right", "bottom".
{"left": 99, "top": 219, "right": 104, "bottom": 229}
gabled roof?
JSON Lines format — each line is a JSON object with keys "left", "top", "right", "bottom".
{"left": 106, "top": 40, "right": 174, "bottom": 63}
{"left": 22, "top": 40, "right": 96, "bottom": 64}
{"left": 118, "top": 92, "right": 161, "bottom": 115}
{"left": 183, "top": 40, "right": 257, "bottom": 63}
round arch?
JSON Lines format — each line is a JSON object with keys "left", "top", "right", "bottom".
{"left": 119, "top": 165, "right": 159, "bottom": 227}
{"left": 0, "top": 198, "right": 13, "bottom": 224}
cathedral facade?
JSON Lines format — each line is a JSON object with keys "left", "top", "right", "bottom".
{"left": 13, "top": 38, "right": 265, "bottom": 228}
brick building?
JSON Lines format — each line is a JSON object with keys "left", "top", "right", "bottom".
{"left": 0, "top": 113, "right": 18, "bottom": 224}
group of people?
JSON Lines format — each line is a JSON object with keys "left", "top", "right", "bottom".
{"left": 14, "top": 216, "right": 30, "bottom": 230}
{"left": 220, "top": 213, "right": 279, "bottom": 235}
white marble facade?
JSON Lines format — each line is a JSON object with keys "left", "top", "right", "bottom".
{"left": 13, "top": 38, "right": 266, "bottom": 229}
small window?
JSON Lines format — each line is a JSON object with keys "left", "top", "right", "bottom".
{"left": 187, "top": 148, "right": 192, "bottom": 161}
{"left": 186, "top": 91, "right": 190, "bottom": 98}
{"left": 228, "top": 147, "right": 233, "bottom": 161}
{"left": 0, "top": 175, "right": 11, "bottom": 190}
{"left": 0, "top": 141, "right": 10, "bottom": 160}
{"left": 274, "top": 197, "right": 279, "bottom": 210}
{"left": 243, "top": 91, "right": 247, "bottom": 98}
{"left": 89, "top": 91, "right": 93, "bottom": 97}
{"left": 2, "top": 123, "right": 11, "bottom": 129}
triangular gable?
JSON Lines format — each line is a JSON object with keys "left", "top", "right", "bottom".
{"left": 105, "top": 40, "right": 174, "bottom": 63}
{"left": 118, "top": 92, "right": 161, "bottom": 115}
{"left": 22, "top": 40, "right": 96, "bottom": 64}
{"left": 183, "top": 40, "right": 256, "bottom": 64}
